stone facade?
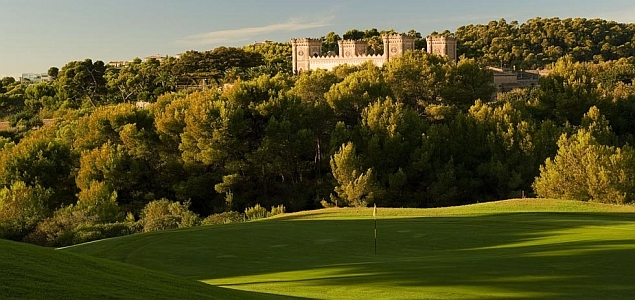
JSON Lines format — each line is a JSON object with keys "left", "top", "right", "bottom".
{"left": 489, "top": 67, "right": 544, "bottom": 93}
{"left": 291, "top": 34, "right": 458, "bottom": 74}
{"left": 426, "top": 35, "right": 458, "bottom": 61}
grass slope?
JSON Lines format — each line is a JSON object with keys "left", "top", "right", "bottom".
{"left": 0, "top": 239, "right": 302, "bottom": 299}
{"left": 64, "top": 199, "right": 635, "bottom": 299}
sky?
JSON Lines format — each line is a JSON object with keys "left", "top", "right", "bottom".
{"left": 1, "top": 0, "right": 635, "bottom": 79}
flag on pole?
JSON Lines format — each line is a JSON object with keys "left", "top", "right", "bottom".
{"left": 373, "top": 203, "right": 377, "bottom": 219}
{"left": 373, "top": 203, "right": 377, "bottom": 254}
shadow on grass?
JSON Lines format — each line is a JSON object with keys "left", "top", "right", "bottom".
{"left": 68, "top": 212, "right": 635, "bottom": 300}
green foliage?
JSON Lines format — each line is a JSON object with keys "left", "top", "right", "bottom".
{"left": 24, "top": 82, "right": 58, "bottom": 111}
{"left": 170, "top": 47, "right": 264, "bottom": 86}
{"left": 325, "top": 63, "right": 391, "bottom": 124}
{"left": 533, "top": 128, "right": 635, "bottom": 204}
{"left": 0, "top": 128, "right": 76, "bottom": 209}
{"left": 442, "top": 58, "right": 496, "bottom": 107}
{"left": 0, "top": 181, "right": 51, "bottom": 240}
{"left": 268, "top": 204, "right": 286, "bottom": 217}
{"left": 244, "top": 204, "right": 268, "bottom": 221}
{"left": 383, "top": 51, "right": 447, "bottom": 108}
{"left": 242, "top": 42, "right": 292, "bottom": 77}
{"left": 106, "top": 58, "right": 166, "bottom": 103}
{"left": 456, "top": 17, "right": 635, "bottom": 69}
{"left": 330, "top": 142, "right": 379, "bottom": 207}
{"left": 4, "top": 21, "right": 635, "bottom": 248}
{"left": 56, "top": 59, "right": 107, "bottom": 107}
{"left": 201, "top": 211, "right": 245, "bottom": 225}
{"left": 139, "top": 199, "right": 200, "bottom": 232}
{"left": 77, "top": 181, "right": 121, "bottom": 223}
{"left": 23, "top": 200, "right": 134, "bottom": 247}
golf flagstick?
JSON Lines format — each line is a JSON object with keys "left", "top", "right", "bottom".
{"left": 374, "top": 203, "right": 377, "bottom": 254}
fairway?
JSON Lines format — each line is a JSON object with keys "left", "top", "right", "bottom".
{"left": 0, "top": 239, "right": 297, "bottom": 299}
{"left": 63, "top": 199, "right": 635, "bottom": 299}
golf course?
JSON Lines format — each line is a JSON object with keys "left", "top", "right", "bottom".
{"left": 1, "top": 199, "right": 633, "bottom": 299}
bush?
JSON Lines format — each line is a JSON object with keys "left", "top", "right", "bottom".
{"left": 24, "top": 207, "right": 97, "bottom": 247}
{"left": 268, "top": 205, "right": 286, "bottom": 217}
{"left": 201, "top": 211, "right": 245, "bottom": 225}
{"left": 76, "top": 181, "right": 121, "bottom": 223}
{"left": 139, "top": 199, "right": 200, "bottom": 232}
{"left": 245, "top": 204, "right": 267, "bottom": 221}
{"left": 533, "top": 128, "right": 635, "bottom": 204}
{"left": 0, "top": 181, "right": 51, "bottom": 241}
{"left": 24, "top": 206, "right": 137, "bottom": 247}
{"left": 70, "top": 222, "right": 132, "bottom": 245}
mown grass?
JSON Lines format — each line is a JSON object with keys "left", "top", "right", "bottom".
{"left": 62, "top": 199, "right": 635, "bottom": 299}
{"left": 0, "top": 239, "right": 304, "bottom": 299}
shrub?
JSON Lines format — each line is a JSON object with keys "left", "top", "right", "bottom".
{"left": 76, "top": 181, "right": 121, "bottom": 223}
{"left": 24, "top": 207, "right": 98, "bottom": 247}
{"left": 70, "top": 222, "right": 132, "bottom": 245}
{"left": 533, "top": 128, "right": 635, "bottom": 204}
{"left": 245, "top": 204, "right": 267, "bottom": 221}
{"left": 0, "top": 181, "right": 51, "bottom": 241}
{"left": 201, "top": 211, "right": 244, "bottom": 225}
{"left": 23, "top": 191, "right": 134, "bottom": 247}
{"left": 139, "top": 199, "right": 200, "bottom": 232}
{"left": 268, "top": 205, "right": 286, "bottom": 217}
{"left": 320, "top": 198, "right": 335, "bottom": 208}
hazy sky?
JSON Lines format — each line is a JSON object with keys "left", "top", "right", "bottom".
{"left": 1, "top": 0, "right": 634, "bottom": 78}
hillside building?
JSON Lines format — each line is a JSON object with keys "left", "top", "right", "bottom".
{"left": 426, "top": 35, "right": 458, "bottom": 62}
{"left": 490, "top": 67, "right": 547, "bottom": 93}
{"left": 291, "top": 34, "right": 457, "bottom": 74}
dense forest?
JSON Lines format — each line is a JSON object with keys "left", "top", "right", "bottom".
{"left": 2, "top": 17, "right": 635, "bottom": 247}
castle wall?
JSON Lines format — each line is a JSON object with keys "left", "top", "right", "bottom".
{"left": 426, "top": 36, "right": 458, "bottom": 61}
{"left": 308, "top": 55, "right": 387, "bottom": 71}
{"left": 292, "top": 34, "right": 420, "bottom": 73}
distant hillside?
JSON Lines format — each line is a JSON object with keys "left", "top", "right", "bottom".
{"left": 455, "top": 17, "right": 635, "bottom": 69}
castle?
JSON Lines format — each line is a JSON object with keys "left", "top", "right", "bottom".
{"left": 291, "top": 34, "right": 457, "bottom": 74}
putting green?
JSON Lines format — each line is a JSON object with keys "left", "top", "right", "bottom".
{"left": 63, "top": 199, "right": 635, "bottom": 299}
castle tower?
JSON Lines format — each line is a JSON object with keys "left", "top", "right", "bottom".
{"left": 382, "top": 34, "right": 416, "bottom": 61}
{"left": 426, "top": 35, "right": 458, "bottom": 62}
{"left": 291, "top": 38, "right": 322, "bottom": 74}
{"left": 338, "top": 40, "right": 368, "bottom": 57}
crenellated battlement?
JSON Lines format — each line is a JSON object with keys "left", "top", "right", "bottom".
{"left": 291, "top": 31, "right": 454, "bottom": 74}
{"left": 291, "top": 38, "right": 322, "bottom": 43}
{"left": 426, "top": 35, "right": 458, "bottom": 61}
{"left": 308, "top": 53, "right": 384, "bottom": 60}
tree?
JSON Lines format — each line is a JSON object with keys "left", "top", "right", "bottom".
{"left": 139, "top": 199, "right": 199, "bottom": 232}
{"left": 106, "top": 58, "right": 161, "bottom": 103}
{"left": 330, "top": 142, "right": 378, "bottom": 207}
{"left": 48, "top": 67, "right": 59, "bottom": 80}
{"left": 2, "top": 76, "right": 16, "bottom": 87}
{"left": 0, "top": 129, "right": 77, "bottom": 209}
{"left": 77, "top": 180, "right": 121, "bottom": 223}
{"left": 243, "top": 42, "right": 292, "bottom": 77}
{"left": 383, "top": 51, "right": 448, "bottom": 110}
{"left": 359, "top": 98, "right": 424, "bottom": 205}
{"left": 24, "top": 82, "right": 58, "bottom": 111}
{"left": 325, "top": 63, "right": 391, "bottom": 124}
{"left": 56, "top": 59, "right": 107, "bottom": 107}
{"left": 343, "top": 29, "right": 365, "bottom": 40}
{"left": 172, "top": 47, "right": 264, "bottom": 86}
{"left": 455, "top": 17, "right": 635, "bottom": 69}
{"left": 533, "top": 129, "right": 635, "bottom": 204}
{"left": 322, "top": 31, "right": 341, "bottom": 53}
{"left": 442, "top": 58, "right": 496, "bottom": 109}
{"left": 0, "top": 181, "right": 51, "bottom": 240}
